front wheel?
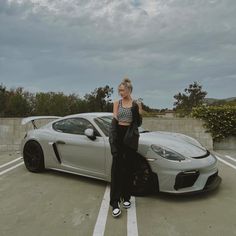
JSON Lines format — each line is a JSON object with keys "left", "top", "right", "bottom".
{"left": 130, "top": 154, "right": 159, "bottom": 196}
{"left": 23, "top": 140, "right": 45, "bottom": 172}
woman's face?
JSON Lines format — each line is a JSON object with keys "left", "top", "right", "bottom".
{"left": 118, "top": 84, "right": 130, "bottom": 98}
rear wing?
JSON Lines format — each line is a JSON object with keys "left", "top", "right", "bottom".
{"left": 21, "top": 116, "right": 61, "bottom": 129}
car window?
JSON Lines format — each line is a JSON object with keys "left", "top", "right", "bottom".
{"left": 53, "top": 118, "right": 101, "bottom": 136}
{"left": 94, "top": 115, "right": 148, "bottom": 136}
{"left": 94, "top": 116, "right": 112, "bottom": 136}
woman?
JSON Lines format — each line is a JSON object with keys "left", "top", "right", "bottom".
{"left": 108, "top": 78, "right": 142, "bottom": 218}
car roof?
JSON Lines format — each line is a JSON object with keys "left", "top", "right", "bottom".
{"left": 30, "top": 113, "right": 113, "bottom": 129}
{"left": 62, "top": 112, "right": 113, "bottom": 119}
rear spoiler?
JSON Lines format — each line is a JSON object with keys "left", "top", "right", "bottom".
{"left": 21, "top": 116, "right": 61, "bottom": 129}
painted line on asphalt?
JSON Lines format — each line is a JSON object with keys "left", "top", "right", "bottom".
{"left": 0, "top": 156, "right": 23, "bottom": 169}
{"left": 216, "top": 155, "right": 236, "bottom": 170}
{"left": 92, "top": 184, "right": 110, "bottom": 236}
{"left": 0, "top": 162, "right": 24, "bottom": 176}
{"left": 127, "top": 196, "right": 139, "bottom": 236}
{"left": 225, "top": 155, "right": 236, "bottom": 163}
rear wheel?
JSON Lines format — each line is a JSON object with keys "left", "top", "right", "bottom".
{"left": 23, "top": 140, "right": 45, "bottom": 172}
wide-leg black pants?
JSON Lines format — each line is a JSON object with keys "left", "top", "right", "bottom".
{"left": 109, "top": 124, "right": 136, "bottom": 207}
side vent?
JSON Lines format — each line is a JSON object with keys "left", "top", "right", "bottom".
{"left": 52, "top": 143, "right": 62, "bottom": 164}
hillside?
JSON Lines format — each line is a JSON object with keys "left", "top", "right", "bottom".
{"left": 203, "top": 97, "right": 236, "bottom": 105}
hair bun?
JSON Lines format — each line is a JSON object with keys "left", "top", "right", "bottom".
{"left": 122, "top": 78, "right": 131, "bottom": 83}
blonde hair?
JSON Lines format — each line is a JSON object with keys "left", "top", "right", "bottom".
{"left": 118, "top": 77, "right": 133, "bottom": 93}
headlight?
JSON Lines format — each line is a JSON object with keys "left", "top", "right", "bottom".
{"left": 151, "top": 144, "right": 185, "bottom": 161}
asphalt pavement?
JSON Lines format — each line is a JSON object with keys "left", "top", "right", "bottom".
{"left": 0, "top": 149, "right": 236, "bottom": 236}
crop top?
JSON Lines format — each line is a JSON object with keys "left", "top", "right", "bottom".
{"left": 117, "top": 99, "right": 133, "bottom": 123}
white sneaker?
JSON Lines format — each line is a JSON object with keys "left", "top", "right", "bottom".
{"left": 123, "top": 200, "right": 131, "bottom": 209}
{"left": 112, "top": 202, "right": 121, "bottom": 217}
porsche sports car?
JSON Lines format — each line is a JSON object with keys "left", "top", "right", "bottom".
{"left": 21, "top": 112, "right": 221, "bottom": 195}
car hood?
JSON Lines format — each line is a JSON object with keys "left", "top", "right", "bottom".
{"left": 139, "top": 131, "right": 207, "bottom": 158}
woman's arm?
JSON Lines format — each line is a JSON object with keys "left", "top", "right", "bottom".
{"left": 113, "top": 100, "right": 119, "bottom": 119}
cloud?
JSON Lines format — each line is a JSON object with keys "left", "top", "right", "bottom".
{"left": 0, "top": 0, "right": 235, "bottom": 108}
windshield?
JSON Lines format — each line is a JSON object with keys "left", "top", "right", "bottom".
{"left": 94, "top": 115, "right": 149, "bottom": 137}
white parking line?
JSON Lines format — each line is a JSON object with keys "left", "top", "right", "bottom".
{"left": 127, "top": 196, "right": 139, "bottom": 236}
{"left": 0, "top": 157, "right": 23, "bottom": 169}
{"left": 92, "top": 184, "right": 110, "bottom": 236}
{"left": 0, "top": 162, "right": 24, "bottom": 176}
{"left": 225, "top": 155, "right": 236, "bottom": 163}
{"left": 216, "top": 155, "right": 236, "bottom": 170}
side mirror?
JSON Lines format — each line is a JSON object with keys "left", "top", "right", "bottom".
{"left": 84, "top": 128, "right": 96, "bottom": 140}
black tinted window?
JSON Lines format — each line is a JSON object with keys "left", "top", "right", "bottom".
{"left": 53, "top": 118, "right": 100, "bottom": 136}
{"left": 94, "top": 116, "right": 112, "bottom": 136}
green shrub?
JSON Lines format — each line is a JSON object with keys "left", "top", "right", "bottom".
{"left": 191, "top": 105, "right": 236, "bottom": 141}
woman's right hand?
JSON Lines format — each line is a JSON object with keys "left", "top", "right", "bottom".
{"left": 113, "top": 100, "right": 119, "bottom": 119}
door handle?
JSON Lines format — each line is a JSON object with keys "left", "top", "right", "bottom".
{"left": 56, "top": 140, "right": 66, "bottom": 145}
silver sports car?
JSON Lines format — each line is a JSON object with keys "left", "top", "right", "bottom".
{"left": 21, "top": 112, "right": 221, "bottom": 195}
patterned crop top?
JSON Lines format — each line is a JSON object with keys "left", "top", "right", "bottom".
{"left": 117, "top": 99, "right": 133, "bottom": 123}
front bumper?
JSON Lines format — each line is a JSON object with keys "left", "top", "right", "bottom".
{"left": 169, "top": 171, "right": 222, "bottom": 195}
{"left": 203, "top": 171, "right": 222, "bottom": 192}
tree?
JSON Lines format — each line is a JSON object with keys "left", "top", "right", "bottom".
{"left": 84, "top": 85, "right": 113, "bottom": 112}
{"left": 4, "top": 87, "right": 32, "bottom": 117}
{"left": 173, "top": 81, "right": 207, "bottom": 117}
{"left": 141, "top": 100, "right": 152, "bottom": 112}
{"left": 0, "top": 84, "right": 7, "bottom": 116}
{"left": 67, "top": 93, "right": 84, "bottom": 114}
{"left": 1, "top": 83, "right": 162, "bottom": 116}
{"left": 34, "top": 92, "right": 72, "bottom": 116}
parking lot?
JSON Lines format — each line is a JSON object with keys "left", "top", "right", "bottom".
{"left": 1, "top": 149, "right": 236, "bottom": 236}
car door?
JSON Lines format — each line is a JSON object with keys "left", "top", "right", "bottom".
{"left": 52, "top": 117, "right": 106, "bottom": 176}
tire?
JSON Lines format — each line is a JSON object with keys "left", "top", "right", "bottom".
{"left": 23, "top": 140, "right": 45, "bottom": 172}
{"left": 130, "top": 153, "right": 159, "bottom": 196}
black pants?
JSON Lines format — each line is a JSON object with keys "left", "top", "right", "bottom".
{"left": 109, "top": 124, "right": 135, "bottom": 207}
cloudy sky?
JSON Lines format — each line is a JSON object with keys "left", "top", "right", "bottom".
{"left": 0, "top": 0, "right": 235, "bottom": 109}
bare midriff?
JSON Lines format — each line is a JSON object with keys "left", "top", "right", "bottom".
{"left": 118, "top": 121, "right": 131, "bottom": 126}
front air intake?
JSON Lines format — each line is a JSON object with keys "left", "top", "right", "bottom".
{"left": 174, "top": 170, "right": 200, "bottom": 190}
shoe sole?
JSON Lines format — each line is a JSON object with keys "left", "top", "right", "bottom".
{"left": 112, "top": 210, "right": 121, "bottom": 217}
{"left": 123, "top": 204, "right": 131, "bottom": 209}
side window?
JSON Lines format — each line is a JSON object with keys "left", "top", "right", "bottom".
{"left": 53, "top": 118, "right": 100, "bottom": 136}
{"left": 94, "top": 116, "right": 112, "bottom": 137}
